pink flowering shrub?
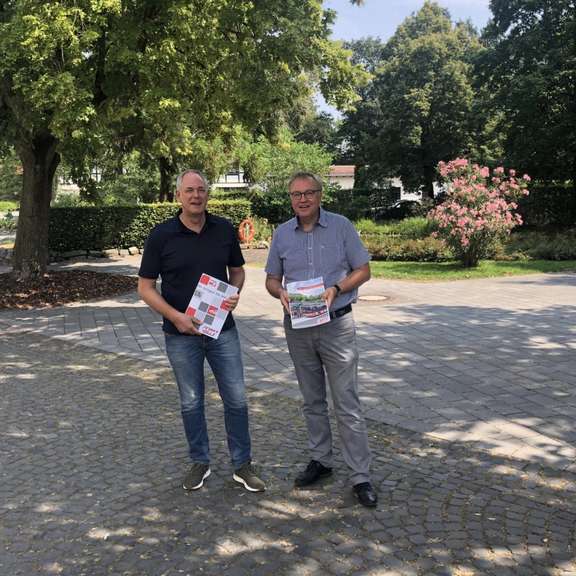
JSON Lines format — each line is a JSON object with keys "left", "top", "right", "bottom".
{"left": 428, "top": 158, "right": 530, "bottom": 267}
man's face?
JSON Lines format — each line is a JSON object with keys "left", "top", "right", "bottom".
{"left": 289, "top": 177, "right": 322, "bottom": 220}
{"left": 176, "top": 172, "right": 209, "bottom": 217}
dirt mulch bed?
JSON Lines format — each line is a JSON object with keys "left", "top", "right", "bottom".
{"left": 0, "top": 270, "right": 137, "bottom": 310}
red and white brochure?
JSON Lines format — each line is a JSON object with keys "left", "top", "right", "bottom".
{"left": 185, "top": 273, "right": 238, "bottom": 339}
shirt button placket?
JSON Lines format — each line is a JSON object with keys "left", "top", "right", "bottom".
{"left": 307, "top": 232, "right": 313, "bottom": 278}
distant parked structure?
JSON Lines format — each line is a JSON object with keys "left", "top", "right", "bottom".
{"left": 213, "top": 167, "right": 248, "bottom": 191}
{"left": 213, "top": 165, "right": 357, "bottom": 193}
{"left": 328, "top": 165, "right": 355, "bottom": 190}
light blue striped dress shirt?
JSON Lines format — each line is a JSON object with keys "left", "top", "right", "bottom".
{"left": 265, "top": 208, "right": 370, "bottom": 311}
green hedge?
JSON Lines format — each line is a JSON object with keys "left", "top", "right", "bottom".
{"left": 49, "top": 200, "right": 251, "bottom": 252}
{"left": 518, "top": 185, "right": 576, "bottom": 229}
{"left": 362, "top": 228, "right": 576, "bottom": 263}
{"left": 356, "top": 217, "right": 435, "bottom": 239}
{"left": 499, "top": 229, "right": 576, "bottom": 261}
{"left": 363, "top": 234, "right": 452, "bottom": 262}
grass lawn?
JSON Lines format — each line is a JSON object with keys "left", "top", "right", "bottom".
{"left": 370, "top": 260, "right": 576, "bottom": 281}
{"left": 0, "top": 201, "right": 18, "bottom": 212}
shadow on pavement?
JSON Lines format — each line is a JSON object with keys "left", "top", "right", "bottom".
{"left": 1, "top": 331, "right": 575, "bottom": 575}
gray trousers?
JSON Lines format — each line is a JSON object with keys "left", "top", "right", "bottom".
{"left": 284, "top": 312, "right": 371, "bottom": 485}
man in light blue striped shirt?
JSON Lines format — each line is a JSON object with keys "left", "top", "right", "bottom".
{"left": 265, "top": 171, "right": 377, "bottom": 508}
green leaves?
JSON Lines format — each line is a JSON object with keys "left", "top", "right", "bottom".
{"left": 341, "top": 2, "right": 482, "bottom": 196}
{"left": 482, "top": 0, "right": 575, "bottom": 182}
{"left": 2, "top": 0, "right": 367, "bottom": 273}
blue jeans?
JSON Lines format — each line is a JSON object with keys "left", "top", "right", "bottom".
{"left": 165, "top": 326, "right": 251, "bottom": 469}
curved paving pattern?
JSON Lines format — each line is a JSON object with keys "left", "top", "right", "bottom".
{"left": 1, "top": 255, "right": 576, "bottom": 574}
{"left": 1, "top": 332, "right": 576, "bottom": 575}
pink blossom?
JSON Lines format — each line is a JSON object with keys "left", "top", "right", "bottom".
{"left": 431, "top": 157, "right": 525, "bottom": 266}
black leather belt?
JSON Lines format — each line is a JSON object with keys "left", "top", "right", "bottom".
{"left": 330, "top": 303, "right": 352, "bottom": 320}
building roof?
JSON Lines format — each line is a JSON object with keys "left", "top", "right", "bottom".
{"left": 329, "top": 165, "right": 355, "bottom": 177}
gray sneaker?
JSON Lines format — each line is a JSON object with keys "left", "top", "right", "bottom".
{"left": 233, "top": 462, "right": 266, "bottom": 492}
{"left": 183, "top": 463, "right": 211, "bottom": 490}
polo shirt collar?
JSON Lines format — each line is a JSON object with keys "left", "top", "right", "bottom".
{"left": 293, "top": 207, "right": 328, "bottom": 230}
{"left": 175, "top": 209, "right": 213, "bottom": 234}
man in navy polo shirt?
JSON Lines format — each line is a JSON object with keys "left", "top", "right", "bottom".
{"left": 138, "top": 169, "right": 265, "bottom": 493}
{"left": 265, "top": 171, "right": 377, "bottom": 508}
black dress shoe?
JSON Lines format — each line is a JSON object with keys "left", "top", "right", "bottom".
{"left": 353, "top": 482, "right": 378, "bottom": 508}
{"left": 294, "top": 460, "right": 333, "bottom": 487}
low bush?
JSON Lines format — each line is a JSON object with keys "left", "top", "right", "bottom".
{"left": 49, "top": 199, "right": 251, "bottom": 253}
{"left": 356, "top": 217, "right": 436, "bottom": 239}
{"left": 211, "top": 188, "right": 250, "bottom": 201}
{"left": 251, "top": 215, "right": 274, "bottom": 243}
{"left": 363, "top": 234, "right": 452, "bottom": 262}
{"left": 361, "top": 228, "right": 576, "bottom": 263}
{"left": 0, "top": 216, "right": 17, "bottom": 232}
{"left": 501, "top": 229, "right": 576, "bottom": 261}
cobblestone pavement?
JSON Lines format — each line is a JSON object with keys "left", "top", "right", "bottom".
{"left": 1, "top": 255, "right": 576, "bottom": 470}
{"left": 2, "top": 331, "right": 576, "bottom": 576}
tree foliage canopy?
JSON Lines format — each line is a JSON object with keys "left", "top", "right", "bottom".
{"left": 481, "top": 0, "right": 576, "bottom": 183}
{"left": 0, "top": 0, "right": 367, "bottom": 276}
{"left": 340, "top": 2, "right": 483, "bottom": 196}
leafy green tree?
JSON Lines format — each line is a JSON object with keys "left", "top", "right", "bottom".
{"left": 481, "top": 0, "right": 576, "bottom": 187}
{"left": 0, "top": 147, "right": 22, "bottom": 202}
{"left": 340, "top": 2, "right": 483, "bottom": 197}
{"left": 295, "top": 112, "right": 342, "bottom": 158}
{"left": 238, "top": 129, "right": 333, "bottom": 224}
{"left": 345, "top": 37, "right": 387, "bottom": 77}
{"left": 0, "top": 0, "right": 365, "bottom": 278}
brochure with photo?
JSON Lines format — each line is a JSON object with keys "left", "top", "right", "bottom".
{"left": 287, "top": 277, "right": 331, "bottom": 330}
{"left": 185, "top": 273, "right": 238, "bottom": 339}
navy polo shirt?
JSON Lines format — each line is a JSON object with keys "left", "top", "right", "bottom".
{"left": 138, "top": 211, "right": 245, "bottom": 334}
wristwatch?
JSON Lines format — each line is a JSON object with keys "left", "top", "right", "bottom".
{"left": 333, "top": 283, "right": 342, "bottom": 295}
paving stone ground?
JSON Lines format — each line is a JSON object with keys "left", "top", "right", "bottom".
{"left": 1, "top": 253, "right": 576, "bottom": 574}
{"left": 1, "top": 331, "right": 576, "bottom": 576}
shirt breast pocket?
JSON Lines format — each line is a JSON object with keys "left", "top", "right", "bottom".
{"left": 281, "top": 247, "right": 309, "bottom": 279}
{"left": 320, "top": 242, "right": 345, "bottom": 275}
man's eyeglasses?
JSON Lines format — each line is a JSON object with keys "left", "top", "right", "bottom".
{"left": 289, "top": 189, "right": 320, "bottom": 200}
{"left": 183, "top": 187, "right": 208, "bottom": 195}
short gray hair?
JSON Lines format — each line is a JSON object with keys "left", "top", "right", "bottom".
{"left": 176, "top": 169, "right": 210, "bottom": 191}
{"left": 288, "top": 171, "right": 324, "bottom": 192}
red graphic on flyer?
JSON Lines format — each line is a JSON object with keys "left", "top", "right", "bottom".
{"left": 185, "top": 274, "right": 238, "bottom": 339}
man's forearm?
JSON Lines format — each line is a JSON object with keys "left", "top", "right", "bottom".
{"left": 265, "top": 275, "right": 284, "bottom": 299}
{"left": 336, "top": 264, "right": 371, "bottom": 293}
{"left": 138, "top": 280, "right": 178, "bottom": 323}
{"left": 228, "top": 267, "right": 245, "bottom": 292}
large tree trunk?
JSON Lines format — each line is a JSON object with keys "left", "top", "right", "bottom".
{"left": 13, "top": 135, "right": 60, "bottom": 279}
{"left": 158, "top": 157, "right": 175, "bottom": 202}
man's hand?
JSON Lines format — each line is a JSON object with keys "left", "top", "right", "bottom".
{"left": 321, "top": 286, "right": 338, "bottom": 309}
{"left": 172, "top": 311, "right": 202, "bottom": 335}
{"left": 222, "top": 293, "right": 240, "bottom": 312}
{"left": 279, "top": 289, "right": 290, "bottom": 313}
{"left": 265, "top": 274, "right": 290, "bottom": 313}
